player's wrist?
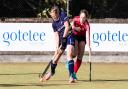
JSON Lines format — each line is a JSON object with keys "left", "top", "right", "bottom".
{"left": 60, "top": 37, "right": 67, "bottom": 50}
{"left": 62, "top": 37, "right": 67, "bottom": 44}
{"left": 76, "top": 27, "right": 82, "bottom": 32}
{"left": 61, "top": 37, "right": 66, "bottom": 41}
{"left": 76, "top": 27, "right": 79, "bottom": 31}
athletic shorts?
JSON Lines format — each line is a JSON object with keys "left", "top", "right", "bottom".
{"left": 74, "top": 35, "right": 86, "bottom": 43}
{"left": 67, "top": 34, "right": 75, "bottom": 46}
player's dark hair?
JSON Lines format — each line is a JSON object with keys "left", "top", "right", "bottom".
{"left": 80, "top": 9, "right": 89, "bottom": 18}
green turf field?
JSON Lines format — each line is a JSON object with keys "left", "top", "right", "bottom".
{"left": 0, "top": 62, "right": 128, "bottom": 89}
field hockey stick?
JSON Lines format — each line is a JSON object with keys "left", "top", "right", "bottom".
{"left": 89, "top": 47, "right": 92, "bottom": 81}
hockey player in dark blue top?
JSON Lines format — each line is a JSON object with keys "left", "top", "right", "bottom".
{"left": 40, "top": 6, "right": 76, "bottom": 83}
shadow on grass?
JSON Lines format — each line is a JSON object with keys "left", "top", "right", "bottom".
{"left": 0, "top": 83, "right": 71, "bottom": 87}
{"left": 0, "top": 73, "right": 39, "bottom": 75}
{"left": 0, "top": 79, "right": 128, "bottom": 87}
{"left": 78, "top": 79, "right": 128, "bottom": 82}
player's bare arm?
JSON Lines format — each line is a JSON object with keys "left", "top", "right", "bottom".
{"left": 63, "top": 21, "right": 70, "bottom": 37}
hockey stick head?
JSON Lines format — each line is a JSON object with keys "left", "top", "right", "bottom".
{"left": 39, "top": 60, "right": 52, "bottom": 78}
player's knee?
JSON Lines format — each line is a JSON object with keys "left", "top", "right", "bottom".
{"left": 60, "top": 46, "right": 66, "bottom": 51}
{"left": 72, "top": 52, "right": 77, "bottom": 58}
{"left": 57, "top": 49, "right": 63, "bottom": 55}
{"left": 72, "top": 55, "right": 76, "bottom": 58}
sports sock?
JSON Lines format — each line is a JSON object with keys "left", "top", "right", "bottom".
{"left": 74, "top": 58, "right": 82, "bottom": 73}
{"left": 68, "top": 60, "right": 74, "bottom": 76}
{"left": 65, "top": 61, "right": 69, "bottom": 70}
{"left": 51, "top": 62, "right": 57, "bottom": 75}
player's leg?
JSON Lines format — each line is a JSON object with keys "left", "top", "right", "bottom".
{"left": 66, "top": 44, "right": 75, "bottom": 83}
{"left": 41, "top": 47, "right": 64, "bottom": 81}
{"left": 51, "top": 47, "right": 64, "bottom": 74}
{"left": 66, "top": 35, "right": 77, "bottom": 83}
{"left": 74, "top": 41, "right": 85, "bottom": 73}
{"left": 73, "top": 40, "right": 79, "bottom": 58}
{"left": 44, "top": 35, "right": 69, "bottom": 81}
{"left": 66, "top": 40, "right": 78, "bottom": 70}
